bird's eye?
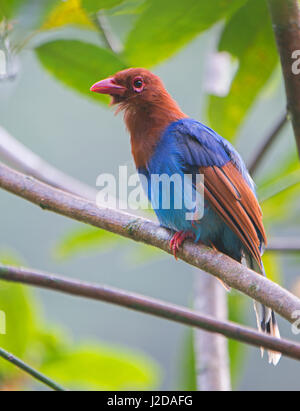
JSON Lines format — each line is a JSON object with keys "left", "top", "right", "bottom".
{"left": 134, "top": 79, "right": 143, "bottom": 88}
{"left": 132, "top": 76, "right": 144, "bottom": 92}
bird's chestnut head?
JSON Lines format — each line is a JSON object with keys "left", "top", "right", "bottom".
{"left": 90, "top": 68, "right": 186, "bottom": 168}
{"left": 90, "top": 68, "right": 168, "bottom": 107}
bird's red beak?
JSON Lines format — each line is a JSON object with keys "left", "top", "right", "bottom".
{"left": 90, "top": 77, "right": 125, "bottom": 95}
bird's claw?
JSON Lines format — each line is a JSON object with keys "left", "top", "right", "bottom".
{"left": 169, "top": 231, "right": 195, "bottom": 260}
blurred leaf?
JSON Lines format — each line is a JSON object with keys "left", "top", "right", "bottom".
{"left": 124, "top": 0, "right": 246, "bottom": 67}
{"left": 259, "top": 168, "right": 300, "bottom": 204}
{"left": 42, "top": 0, "right": 95, "bottom": 30}
{"left": 35, "top": 40, "right": 126, "bottom": 103}
{"left": 81, "top": 0, "right": 125, "bottom": 14}
{"left": 259, "top": 166, "right": 300, "bottom": 225}
{"left": 208, "top": 0, "right": 278, "bottom": 140}
{"left": 109, "top": 0, "right": 145, "bottom": 16}
{"left": 56, "top": 224, "right": 166, "bottom": 265}
{"left": 0, "top": 0, "right": 25, "bottom": 19}
{"left": 257, "top": 141, "right": 299, "bottom": 189}
{"left": 41, "top": 343, "right": 159, "bottom": 390}
{"left": 0, "top": 285, "right": 38, "bottom": 379}
{"left": 128, "top": 243, "right": 165, "bottom": 265}
{"left": 56, "top": 226, "right": 122, "bottom": 258}
{"left": 0, "top": 251, "right": 159, "bottom": 391}
{"left": 0, "top": 252, "right": 39, "bottom": 378}
{"left": 228, "top": 292, "right": 246, "bottom": 386}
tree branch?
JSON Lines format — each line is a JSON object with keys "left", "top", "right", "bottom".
{"left": 248, "top": 113, "right": 288, "bottom": 175}
{"left": 0, "top": 127, "right": 297, "bottom": 252}
{"left": 267, "top": 0, "right": 300, "bottom": 157}
{"left": 0, "top": 346, "right": 66, "bottom": 391}
{"left": 0, "top": 163, "right": 299, "bottom": 324}
{"left": 0, "top": 263, "right": 300, "bottom": 361}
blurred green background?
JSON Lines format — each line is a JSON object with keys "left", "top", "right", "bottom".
{"left": 0, "top": 0, "right": 299, "bottom": 390}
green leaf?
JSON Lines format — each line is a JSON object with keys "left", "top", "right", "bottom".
{"left": 40, "top": 343, "right": 160, "bottom": 390}
{"left": 0, "top": 252, "right": 39, "bottom": 378}
{"left": 35, "top": 40, "right": 126, "bottom": 103}
{"left": 258, "top": 165, "right": 300, "bottom": 225}
{"left": 259, "top": 168, "right": 300, "bottom": 204}
{"left": 127, "top": 243, "right": 165, "bottom": 265}
{"left": 0, "top": 252, "right": 160, "bottom": 391}
{"left": 56, "top": 224, "right": 166, "bottom": 264}
{"left": 55, "top": 226, "right": 122, "bottom": 258}
{"left": 0, "top": 285, "right": 37, "bottom": 375}
{"left": 42, "top": 0, "right": 95, "bottom": 30}
{"left": 0, "top": 0, "right": 24, "bottom": 19}
{"left": 81, "top": 0, "right": 125, "bottom": 14}
{"left": 124, "top": 0, "right": 246, "bottom": 67}
{"left": 208, "top": 0, "right": 278, "bottom": 140}
{"left": 109, "top": 0, "right": 145, "bottom": 16}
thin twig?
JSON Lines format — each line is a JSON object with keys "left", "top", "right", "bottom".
{"left": 0, "top": 163, "right": 299, "bottom": 323}
{"left": 194, "top": 273, "right": 231, "bottom": 391}
{"left": 248, "top": 113, "right": 288, "bottom": 175}
{"left": 267, "top": 0, "right": 300, "bottom": 157}
{"left": 0, "top": 264, "right": 300, "bottom": 360}
{"left": 0, "top": 346, "right": 66, "bottom": 391}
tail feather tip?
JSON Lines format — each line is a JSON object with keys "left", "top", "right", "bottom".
{"left": 254, "top": 303, "right": 281, "bottom": 366}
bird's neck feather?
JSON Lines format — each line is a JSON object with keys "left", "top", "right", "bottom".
{"left": 124, "top": 94, "right": 187, "bottom": 168}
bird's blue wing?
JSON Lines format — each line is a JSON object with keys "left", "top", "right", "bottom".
{"left": 154, "top": 118, "right": 266, "bottom": 266}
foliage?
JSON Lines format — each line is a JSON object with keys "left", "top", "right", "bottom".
{"left": 56, "top": 226, "right": 122, "bottom": 258}
{"left": 0, "top": 252, "right": 159, "bottom": 390}
{"left": 36, "top": 40, "right": 126, "bottom": 103}
{"left": 0, "top": 0, "right": 299, "bottom": 390}
{"left": 40, "top": 343, "right": 158, "bottom": 390}
{"left": 0, "top": 0, "right": 24, "bottom": 19}
{"left": 124, "top": 0, "right": 246, "bottom": 67}
{"left": 81, "top": 0, "right": 126, "bottom": 14}
{"left": 42, "top": 0, "right": 95, "bottom": 31}
{"left": 207, "top": 0, "right": 278, "bottom": 140}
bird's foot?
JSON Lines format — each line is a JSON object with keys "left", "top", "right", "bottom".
{"left": 169, "top": 231, "right": 196, "bottom": 260}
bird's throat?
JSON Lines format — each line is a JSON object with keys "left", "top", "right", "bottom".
{"left": 124, "top": 98, "right": 187, "bottom": 168}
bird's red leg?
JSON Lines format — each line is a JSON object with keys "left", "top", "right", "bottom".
{"left": 169, "top": 231, "right": 196, "bottom": 260}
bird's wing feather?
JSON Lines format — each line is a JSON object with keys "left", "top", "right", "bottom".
{"left": 171, "top": 119, "right": 266, "bottom": 266}
{"left": 199, "top": 163, "right": 266, "bottom": 267}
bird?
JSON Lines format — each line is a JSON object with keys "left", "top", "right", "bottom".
{"left": 90, "top": 67, "right": 281, "bottom": 365}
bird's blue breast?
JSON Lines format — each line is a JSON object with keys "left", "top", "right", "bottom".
{"left": 138, "top": 118, "right": 254, "bottom": 261}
